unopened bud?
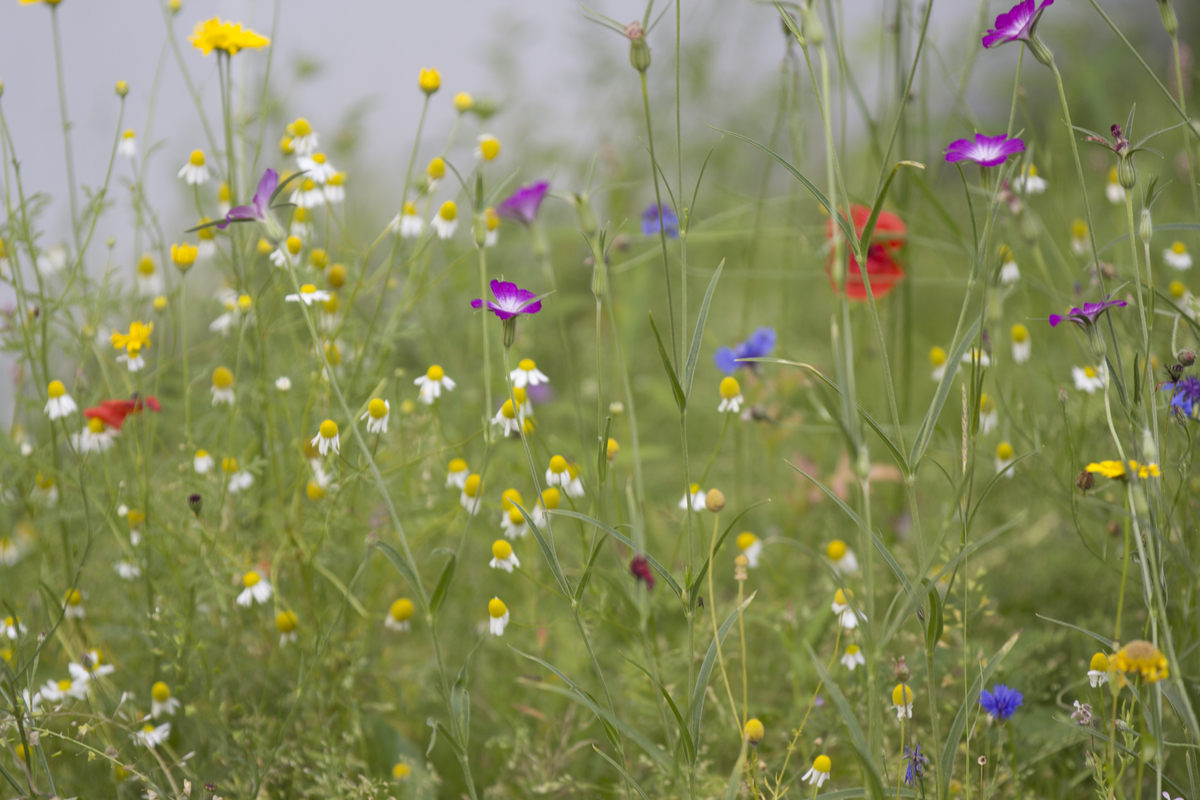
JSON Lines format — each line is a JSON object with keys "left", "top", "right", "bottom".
{"left": 1159, "top": 0, "right": 1179, "bottom": 36}
{"left": 1178, "top": 349, "right": 1196, "bottom": 367}
{"left": 115, "top": 81, "right": 129, "bottom": 98}
{"left": 188, "top": 492, "right": 202, "bottom": 516}
{"left": 1139, "top": 209, "right": 1153, "bottom": 244}
{"left": 1107, "top": 520, "right": 1121, "bottom": 537}
{"left": 625, "top": 21, "right": 651, "bottom": 72}
{"left": 894, "top": 656, "right": 910, "bottom": 682}
{"left": 705, "top": 488, "right": 725, "bottom": 512}
{"left": 1076, "top": 470, "right": 1096, "bottom": 492}
{"left": 801, "top": 5, "right": 824, "bottom": 46}
{"left": 977, "top": 756, "right": 987, "bottom": 767}
{"left": 1117, "top": 155, "right": 1138, "bottom": 191}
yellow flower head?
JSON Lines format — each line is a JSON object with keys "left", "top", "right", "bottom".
{"left": 812, "top": 755, "right": 832, "bottom": 774}
{"left": 276, "top": 610, "right": 298, "bottom": 633}
{"left": 189, "top": 17, "right": 270, "bottom": 56}
{"left": 892, "top": 683, "right": 914, "bottom": 706}
{"left": 212, "top": 366, "right": 234, "bottom": 389}
{"left": 540, "top": 487, "right": 561, "bottom": 510}
{"left": 719, "top": 376, "right": 741, "bottom": 400}
{"left": 454, "top": 92, "right": 474, "bottom": 112}
{"left": 438, "top": 201, "right": 457, "bottom": 222}
{"left": 171, "top": 242, "right": 198, "bottom": 269}
{"left": 996, "top": 441, "right": 1013, "bottom": 460}
{"left": 392, "top": 762, "right": 412, "bottom": 780}
{"left": 501, "top": 488, "right": 523, "bottom": 511}
{"left": 390, "top": 598, "right": 414, "bottom": 621}
{"left": 477, "top": 134, "right": 500, "bottom": 161}
{"left": 427, "top": 157, "right": 446, "bottom": 181}
{"left": 151, "top": 681, "right": 171, "bottom": 702}
{"left": 1170, "top": 280, "right": 1187, "bottom": 299}
{"left": 418, "top": 68, "right": 441, "bottom": 95}
{"left": 929, "top": 346, "right": 947, "bottom": 367}
{"left": 744, "top": 718, "right": 764, "bottom": 745}
{"left": 1072, "top": 219, "right": 1088, "bottom": 239}
{"left": 1114, "top": 640, "right": 1169, "bottom": 682}
{"left": 488, "top": 597, "right": 507, "bottom": 618}
{"left": 492, "top": 539, "right": 513, "bottom": 560}
{"left": 737, "top": 532, "right": 758, "bottom": 549}
{"left": 826, "top": 539, "right": 847, "bottom": 560}
{"left": 606, "top": 437, "right": 619, "bottom": 460}
{"left": 1011, "top": 323, "right": 1028, "bottom": 343}
{"left": 1090, "top": 652, "right": 1110, "bottom": 672}
{"left": 111, "top": 321, "right": 153, "bottom": 354}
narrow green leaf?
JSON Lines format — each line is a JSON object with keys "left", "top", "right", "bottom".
{"left": 591, "top": 745, "right": 654, "bottom": 800}
{"left": 426, "top": 718, "right": 464, "bottom": 758}
{"left": 690, "top": 591, "right": 756, "bottom": 745}
{"left": 925, "top": 586, "right": 943, "bottom": 654}
{"left": 429, "top": 554, "right": 457, "bottom": 617}
{"left": 513, "top": 502, "right": 574, "bottom": 599}
{"left": 858, "top": 161, "right": 925, "bottom": 266}
{"left": 618, "top": 651, "right": 694, "bottom": 765}
{"left": 649, "top": 311, "right": 687, "bottom": 411}
{"left": 1034, "top": 614, "right": 1114, "bottom": 649}
{"left": 553, "top": 509, "right": 684, "bottom": 603}
{"left": 374, "top": 542, "right": 426, "bottom": 612}
{"left": 724, "top": 738, "right": 749, "bottom": 800}
{"left": 312, "top": 559, "right": 369, "bottom": 618}
{"left": 909, "top": 317, "right": 982, "bottom": 468}
{"left": 683, "top": 259, "right": 725, "bottom": 397}
{"left": 807, "top": 645, "right": 886, "bottom": 800}
{"left": 574, "top": 534, "right": 606, "bottom": 604}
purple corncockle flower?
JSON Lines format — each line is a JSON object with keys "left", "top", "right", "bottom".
{"left": 979, "top": 684, "right": 1023, "bottom": 720}
{"left": 1048, "top": 298, "right": 1127, "bottom": 328}
{"left": 1162, "top": 376, "right": 1200, "bottom": 420}
{"left": 218, "top": 169, "right": 278, "bottom": 228}
{"left": 945, "top": 134, "right": 1026, "bottom": 168}
{"left": 471, "top": 279, "right": 542, "bottom": 321}
{"left": 642, "top": 204, "right": 679, "bottom": 238}
{"left": 496, "top": 181, "right": 550, "bottom": 226}
{"left": 982, "top": 0, "right": 1054, "bottom": 49}
{"left": 630, "top": 555, "right": 655, "bottom": 591}
{"left": 714, "top": 327, "right": 777, "bottom": 375}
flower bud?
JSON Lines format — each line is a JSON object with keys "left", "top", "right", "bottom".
{"left": 1117, "top": 155, "right": 1138, "bottom": 191}
{"left": 1076, "top": 470, "right": 1096, "bottom": 492}
{"left": 894, "top": 656, "right": 911, "bottom": 682}
{"left": 115, "top": 80, "right": 129, "bottom": 98}
{"left": 744, "top": 718, "right": 764, "bottom": 745}
{"left": 625, "top": 21, "right": 651, "bottom": 72}
{"left": 502, "top": 317, "right": 517, "bottom": 349}
{"left": 1159, "top": 0, "right": 1178, "bottom": 36}
{"left": 188, "top": 492, "right": 202, "bottom": 516}
{"left": 1139, "top": 209, "right": 1153, "bottom": 244}
{"left": 1018, "top": 210, "right": 1040, "bottom": 244}
{"left": 1178, "top": 349, "right": 1196, "bottom": 367}
{"left": 801, "top": 5, "right": 825, "bottom": 46}
{"left": 572, "top": 193, "right": 599, "bottom": 237}
{"left": 472, "top": 211, "right": 488, "bottom": 249}
{"left": 704, "top": 488, "right": 726, "bottom": 512}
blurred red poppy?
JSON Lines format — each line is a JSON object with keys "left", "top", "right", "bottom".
{"left": 84, "top": 395, "right": 160, "bottom": 430}
{"left": 825, "top": 204, "right": 907, "bottom": 300}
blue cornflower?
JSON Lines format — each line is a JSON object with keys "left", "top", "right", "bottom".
{"left": 903, "top": 744, "right": 929, "bottom": 785}
{"left": 714, "top": 327, "right": 777, "bottom": 375}
{"left": 641, "top": 204, "right": 679, "bottom": 238}
{"left": 979, "top": 684, "right": 1023, "bottom": 720}
{"left": 1162, "top": 376, "right": 1200, "bottom": 420}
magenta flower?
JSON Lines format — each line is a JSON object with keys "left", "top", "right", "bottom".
{"left": 496, "top": 181, "right": 550, "bottom": 226}
{"left": 471, "top": 279, "right": 542, "bottom": 321}
{"left": 945, "top": 134, "right": 1026, "bottom": 168}
{"left": 983, "top": 0, "right": 1053, "bottom": 48}
{"left": 1048, "top": 299, "right": 1127, "bottom": 329}
{"left": 630, "top": 556, "right": 655, "bottom": 591}
{"left": 218, "top": 169, "right": 277, "bottom": 228}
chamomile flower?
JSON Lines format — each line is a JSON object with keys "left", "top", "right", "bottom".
{"left": 362, "top": 398, "right": 390, "bottom": 434}
{"left": 736, "top": 532, "right": 762, "bottom": 568}
{"left": 995, "top": 441, "right": 1015, "bottom": 477}
{"left": 324, "top": 171, "right": 346, "bottom": 204}
{"left": 119, "top": 129, "right": 137, "bottom": 158}
{"left": 41, "top": 675, "right": 89, "bottom": 703}
{"left": 744, "top": 718, "right": 765, "bottom": 745}
{"left": 475, "top": 134, "right": 500, "bottom": 161}
{"left": 194, "top": 449, "right": 214, "bottom": 474}
{"left": 484, "top": 207, "right": 500, "bottom": 246}
{"left": 385, "top": 598, "right": 414, "bottom": 632}
{"left": 1011, "top": 324, "right": 1031, "bottom": 364}
{"left": 1070, "top": 219, "right": 1090, "bottom": 255}
{"left": 1106, "top": 166, "right": 1125, "bottom": 204}
{"left": 979, "top": 393, "right": 998, "bottom": 434}
{"left": 178, "top": 149, "right": 210, "bottom": 185}
{"left": 33, "top": 471, "right": 58, "bottom": 503}
{"left": 414, "top": 365, "right": 456, "bottom": 404}
{"left": 236, "top": 570, "right": 272, "bottom": 607}
{"left": 501, "top": 506, "right": 529, "bottom": 540}
{"left": 45, "top": 380, "right": 77, "bottom": 420}
{"left": 196, "top": 222, "right": 216, "bottom": 260}
{"left": 841, "top": 644, "right": 866, "bottom": 671}
{"left": 1013, "top": 163, "right": 1046, "bottom": 194}
{"left": 290, "top": 117, "right": 319, "bottom": 156}
{"left": 3, "top": 615, "right": 27, "bottom": 639}
{"left": 136, "top": 254, "right": 164, "bottom": 296}
{"left": 832, "top": 588, "right": 865, "bottom": 629}
{"left": 460, "top": 474, "right": 483, "bottom": 514}
{"left": 72, "top": 417, "right": 116, "bottom": 454}
{"left": 433, "top": 201, "right": 458, "bottom": 238}
{"left": 510, "top": 358, "right": 549, "bottom": 388}
{"left": 150, "top": 682, "right": 181, "bottom": 718}
{"left": 718, "top": 376, "right": 743, "bottom": 413}
{"left": 998, "top": 244, "right": 1020, "bottom": 284}
{"left": 930, "top": 346, "right": 948, "bottom": 381}
{"left": 63, "top": 588, "right": 86, "bottom": 619}
{"left": 679, "top": 483, "right": 706, "bottom": 511}
{"left": 802, "top": 755, "right": 832, "bottom": 788}
{"left": 276, "top": 376, "right": 292, "bottom": 392}
{"left": 892, "top": 683, "right": 914, "bottom": 719}
{"left": 276, "top": 610, "right": 299, "bottom": 646}
{"left": 826, "top": 539, "right": 859, "bottom": 574}
{"left": 36, "top": 243, "right": 66, "bottom": 275}
{"left": 1073, "top": 364, "right": 1106, "bottom": 394}
{"left": 115, "top": 560, "right": 142, "bottom": 580}
{"left": 285, "top": 284, "right": 331, "bottom": 306}
{"left": 135, "top": 722, "right": 171, "bottom": 748}
{"left": 492, "top": 399, "right": 522, "bottom": 436}
{"left": 445, "top": 458, "right": 470, "bottom": 489}
{"left": 223, "top": 457, "right": 254, "bottom": 493}
{"left": 1087, "top": 652, "right": 1110, "bottom": 687}
{"left": 0, "top": 537, "right": 22, "bottom": 566}
{"left": 394, "top": 202, "right": 425, "bottom": 238}
{"left": 311, "top": 419, "right": 340, "bottom": 456}
{"left": 290, "top": 177, "right": 326, "bottom": 209}
{"left": 427, "top": 156, "right": 446, "bottom": 189}
{"left": 290, "top": 207, "right": 315, "bottom": 240}
{"left": 1164, "top": 241, "right": 1193, "bottom": 270}
{"left": 297, "top": 152, "right": 335, "bottom": 183}
{"left": 419, "top": 67, "right": 441, "bottom": 94}
{"left": 393, "top": 763, "right": 413, "bottom": 780}
{"left": 531, "top": 487, "right": 560, "bottom": 529}
{"left": 488, "top": 597, "right": 509, "bottom": 636}
{"left": 490, "top": 539, "right": 520, "bottom": 572}
{"left": 211, "top": 366, "right": 235, "bottom": 405}
{"left": 218, "top": 182, "right": 231, "bottom": 215}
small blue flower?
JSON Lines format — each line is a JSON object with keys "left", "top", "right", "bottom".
{"left": 903, "top": 744, "right": 929, "bottom": 785}
{"left": 1162, "top": 376, "right": 1200, "bottom": 420}
{"left": 714, "top": 327, "right": 777, "bottom": 375}
{"left": 642, "top": 204, "right": 679, "bottom": 238}
{"left": 979, "top": 684, "right": 1023, "bottom": 720}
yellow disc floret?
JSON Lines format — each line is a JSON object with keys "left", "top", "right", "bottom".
{"left": 439, "top": 201, "right": 457, "bottom": 221}
{"left": 744, "top": 718, "right": 764, "bottom": 745}
{"left": 1011, "top": 323, "right": 1029, "bottom": 343}
{"left": 541, "top": 487, "right": 561, "bottom": 509}
{"left": 488, "top": 597, "right": 507, "bottom": 618}
{"left": 463, "top": 474, "right": 482, "bottom": 497}
{"left": 151, "top": 681, "right": 171, "bottom": 702}
{"left": 368, "top": 398, "right": 388, "bottom": 419}
{"left": 826, "top": 539, "right": 847, "bottom": 560}
{"left": 212, "top": 366, "right": 234, "bottom": 389}
{"left": 276, "top": 610, "right": 298, "bottom": 633}
{"left": 737, "top": 532, "right": 757, "bottom": 550}
{"left": 48, "top": 380, "right": 66, "bottom": 398}
{"left": 427, "top": 365, "right": 445, "bottom": 381}
{"left": 892, "top": 683, "right": 913, "bottom": 705}
{"left": 319, "top": 419, "right": 338, "bottom": 439}
{"left": 492, "top": 539, "right": 513, "bottom": 560}
{"left": 930, "top": 346, "right": 947, "bottom": 366}
{"left": 719, "top": 376, "right": 741, "bottom": 399}
{"left": 243, "top": 571, "right": 260, "bottom": 587}
{"left": 996, "top": 441, "right": 1014, "bottom": 460}
{"left": 390, "top": 598, "right": 414, "bottom": 621}
{"left": 189, "top": 150, "right": 205, "bottom": 167}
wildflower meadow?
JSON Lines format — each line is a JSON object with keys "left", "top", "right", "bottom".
{"left": 3, "top": 1, "right": 1200, "bottom": 800}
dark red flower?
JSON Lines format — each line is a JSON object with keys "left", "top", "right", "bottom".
{"left": 84, "top": 394, "right": 160, "bottom": 430}
{"left": 825, "top": 204, "right": 907, "bottom": 300}
{"left": 630, "top": 556, "right": 655, "bottom": 591}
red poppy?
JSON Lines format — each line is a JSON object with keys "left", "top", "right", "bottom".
{"left": 84, "top": 395, "right": 160, "bottom": 430}
{"left": 825, "top": 203, "right": 907, "bottom": 300}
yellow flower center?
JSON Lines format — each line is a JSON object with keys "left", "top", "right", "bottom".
{"left": 58, "top": 679, "right": 73, "bottom": 691}
{"left": 1108, "top": 166, "right": 1119, "bottom": 183}
{"left": 403, "top": 201, "right": 418, "bottom": 216}
{"left": 501, "top": 488, "right": 523, "bottom": 510}
{"left": 478, "top": 136, "right": 500, "bottom": 161}
{"left": 243, "top": 571, "right": 260, "bottom": 587}
{"left": 127, "top": 509, "right": 145, "bottom": 526}
{"left": 998, "top": 244, "right": 1013, "bottom": 262}
{"left": 508, "top": 507, "right": 525, "bottom": 524}
{"left": 286, "top": 236, "right": 302, "bottom": 255}
{"left": 1025, "top": 164, "right": 1038, "bottom": 177}
{"left": 328, "top": 264, "right": 347, "bottom": 287}
{"left": 606, "top": 438, "right": 619, "bottom": 459}
{"left": 846, "top": 644, "right": 860, "bottom": 655}
{"left": 419, "top": 68, "right": 441, "bottom": 94}
{"left": 486, "top": 207, "right": 499, "bottom": 231}
{"left": 549, "top": 455, "right": 568, "bottom": 474}
{"left": 189, "top": 150, "right": 205, "bottom": 166}
{"left": 311, "top": 248, "right": 328, "bottom": 268}
{"left": 488, "top": 597, "right": 507, "bottom": 618}
{"left": 312, "top": 152, "right": 326, "bottom": 165}
{"left": 212, "top": 366, "right": 234, "bottom": 389}
{"left": 276, "top": 611, "right": 298, "bottom": 633}
{"left": 151, "top": 681, "right": 171, "bottom": 702}
{"left": 196, "top": 449, "right": 208, "bottom": 458}
{"left": 736, "top": 532, "right": 758, "bottom": 550}
{"left": 744, "top": 718, "right": 764, "bottom": 744}
{"left": 238, "top": 294, "right": 252, "bottom": 311}
{"left": 690, "top": 483, "right": 700, "bottom": 494}
{"left": 222, "top": 457, "right": 239, "bottom": 472}
{"left": 813, "top": 755, "right": 831, "bottom": 773}
{"left": 368, "top": 398, "right": 388, "bottom": 419}
{"left": 1084, "top": 366, "right": 1097, "bottom": 378}
{"left": 492, "top": 540, "right": 513, "bottom": 560}
{"left": 88, "top": 417, "right": 106, "bottom": 434}
{"left": 390, "top": 598, "right": 414, "bottom": 621}
{"left": 427, "top": 365, "right": 445, "bottom": 381}
{"left": 66, "top": 589, "right": 82, "bottom": 605}
{"left": 1072, "top": 219, "right": 1088, "bottom": 238}
{"left": 123, "top": 129, "right": 136, "bottom": 141}
{"left": 1173, "top": 241, "right": 1187, "bottom": 255}
{"left": 518, "top": 358, "right": 537, "bottom": 371}
{"left": 439, "top": 201, "right": 457, "bottom": 221}
{"left": 1090, "top": 652, "right": 1110, "bottom": 672}
{"left": 319, "top": 419, "right": 338, "bottom": 439}
{"left": 500, "top": 400, "right": 517, "bottom": 419}
{"left": 996, "top": 442, "right": 1014, "bottom": 460}
{"left": 1171, "top": 280, "right": 1186, "bottom": 299}
{"left": 293, "top": 117, "right": 312, "bottom": 137}
{"left": 827, "top": 540, "right": 847, "bottom": 560}
{"left": 138, "top": 255, "right": 156, "bottom": 275}
{"left": 463, "top": 474, "right": 482, "bottom": 497}
{"left": 219, "top": 183, "right": 231, "bottom": 201}
{"left": 930, "top": 346, "right": 947, "bottom": 366}
{"left": 393, "top": 763, "right": 412, "bottom": 780}
{"left": 1011, "top": 323, "right": 1028, "bottom": 343}
{"left": 48, "top": 380, "right": 65, "bottom": 398}
{"left": 892, "top": 683, "right": 913, "bottom": 705}
{"left": 719, "top": 376, "right": 741, "bottom": 400}
{"left": 454, "top": 92, "right": 474, "bottom": 112}
{"left": 427, "top": 157, "right": 446, "bottom": 179}
{"left": 541, "top": 487, "right": 561, "bottom": 509}
{"left": 448, "top": 458, "right": 467, "bottom": 473}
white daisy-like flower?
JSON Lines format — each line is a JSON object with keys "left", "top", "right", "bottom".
{"left": 531, "top": 488, "right": 560, "bottom": 529}
{"left": 37, "top": 244, "right": 67, "bottom": 275}
{"left": 194, "top": 449, "right": 214, "bottom": 475}
{"left": 840, "top": 644, "right": 866, "bottom": 671}
{"left": 1164, "top": 241, "right": 1193, "bottom": 271}
{"left": 492, "top": 399, "right": 522, "bottom": 436}
{"left": 115, "top": 560, "right": 142, "bottom": 580}
{"left": 290, "top": 209, "right": 315, "bottom": 241}
{"left": 393, "top": 202, "right": 426, "bottom": 239}
{"left": 134, "top": 722, "right": 171, "bottom": 748}
{"left": 211, "top": 366, "right": 236, "bottom": 406}
{"left": 460, "top": 474, "right": 483, "bottom": 515}
{"left": 488, "top": 597, "right": 509, "bottom": 636}
{"left": 224, "top": 458, "right": 254, "bottom": 493}
{"left": 445, "top": 458, "right": 470, "bottom": 489}
{"left": 385, "top": 598, "right": 414, "bottom": 632}
{"left": 297, "top": 152, "right": 336, "bottom": 183}
{"left": 1010, "top": 324, "right": 1031, "bottom": 364}
{"left": 115, "top": 350, "right": 145, "bottom": 372}
{"left": 1073, "top": 364, "right": 1106, "bottom": 394}
{"left": 545, "top": 455, "right": 584, "bottom": 497}
{"left": 484, "top": 207, "right": 500, "bottom": 247}
{"left": 997, "top": 245, "right": 1020, "bottom": 284}
{"left": 118, "top": 129, "right": 137, "bottom": 158}
{"left": 236, "top": 571, "right": 272, "bottom": 607}
{"left": 0, "top": 537, "right": 22, "bottom": 566}
{"left": 4, "top": 615, "right": 28, "bottom": 639}
{"left": 979, "top": 393, "right": 998, "bottom": 435}
{"left": 1106, "top": 168, "right": 1125, "bottom": 205}
{"left": 432, "top": 201, "right": 458, "bottom": 239}
{"left": 324, "top": 172, "right": 346, "bottom": 204}
{"left": 178, "top": 150, "right": 210, "bottom": 185}
{"left": 45, "top": 380, "right": 77, "bottom": 420}
{"left": 136, "top": 254, "right": 164, "bottom": 296}
{"left": 71, "top": 417, "right": 117, "bottom": 454}
{"left": 1087, "top": 653, "right": 1110, "bottom": 687}
{"left": 41, "top": 676, "right": 89, "bottom": 703}
{"left": 151, "top": 682, "right": 181, "bottom": 719}
{"left": 362, "top": 398, "right": 390, "bottom": 434}
{"left": 892, "top": 683, "right": 914, "bottom": 719}
{"left": 63, "top": 588, "right": 86, "bottom": 619}
{"left": 285, "top": 284, "right": 331, "bottom": 306}
{"left": 290, "top": 177, "right": 326, "bottom": 209}
{"left": 718, "top": 376, "right": 743, "bottom": 414}
{"left": 678, "top": 483, "right": 706, "bottom": 511}
{"left": 736, "top": 532, "right": 762, "bottom": 568}
{"left": 825, "top": 540, "right": 859, "bottom": 574}
{"left": 1013, "top": 163, "right": 1046, "bottom": 194}
{"left": 995, "top": 441, "right": 1016, "bottom": 478}
{"left": 414, "top": 365, "right": 456, "bottom": 404}
{"left": 802, "top": 756, "right": 832, "bottom": 788}
{"left": 929, "top": 347, "right": 948, "bottom": 382}
{"left": 1070, "top": 220, "right": 1090, "bottom": 256}
{"left": 489, "top": 539, "right": 520, "bottom": 572}
{"left": 475, "top": 134, "right": 500, "bottom": 161}
{"left": 510, "top": 358, "right": 550, "bottom": 388}
{"left": 290, "top": 117, "right": 319, "bottom": 156}
{"left": 311, "top": 420, "right": 340, "bottom": 456}
{"left": 276, "top": 611, "right": 299, "bottom": 646}
{"left": 831, "top": 589, "right": 865, "bottom": 629}
{"left": 276, "top": 376, "right": 292, "bottom": 392}
{"left": 501, "top": 506, "right": 529, "bottom": 540}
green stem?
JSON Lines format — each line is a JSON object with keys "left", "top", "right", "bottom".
{"left": 50, "top": 5, "right": 80, "bottom": 253}
{"left": 639, "top": 70, "right": 679, "bottom": 366}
